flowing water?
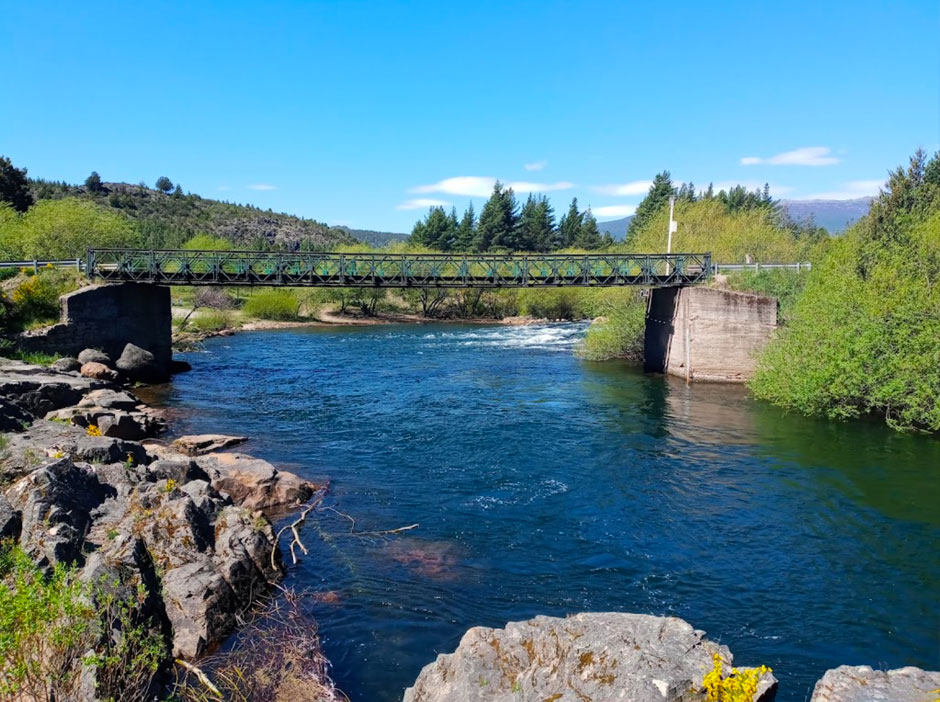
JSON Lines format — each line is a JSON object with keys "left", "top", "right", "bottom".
{"left": 151, "top": 322, "right": 939, "bottom": 702}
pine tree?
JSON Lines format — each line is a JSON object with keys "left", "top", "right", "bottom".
{"left": 704, "top": 182, "right": 714, "bottom": 200}
{"left": 476, "top": 181, "right": 519, "bottom": 251}
{"left": 558, "top": 198, "right": 583, "bottom": 248}
{"left": 454, "top": 203, "right": 476, "bottom": 251}
{"left": 155, "top": 176, "right": 173, "bottom": 193}
{"left": 410, "top": 206, "right": 456, "bottom": 250}
{"left": 575, "top": 208, "right": 604, "bottom": 249}
{"left": 172, "top": 184, "right": 183, "bottom": 198}
{"left": 628, "top": 171, "right": 674, "bottom": 240}
{"left": 84, "top": 171, "right": 103, "bottom": 193}
{"left": 518, "top": 194, "right": 556, "bottom": 251}
{"left": 0, "top": 155, "right": 33, "bottom": 212}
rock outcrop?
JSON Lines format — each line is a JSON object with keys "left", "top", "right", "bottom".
{"left": 809, "top": 666, "right": 940, "bottom": 702}
{"left": 403, "top": 612, "right": 777, "bottom": 702}
{"left": 172, "top": 433, "right": 249, "bottom": 456}
{"left": 194, "top": 451, "right": 317, "bottom": 511}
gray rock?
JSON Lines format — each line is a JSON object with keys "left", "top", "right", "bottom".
{"left": 194, "top": 452, "right": 317, "bottom": 511}
{"left": 51, "top": 357, "right": 82, "bottom": 373}
{"left": 0, "top": 397, "right": 33, "bottom": 432}
{"left": 78, "top": 348, "right": 112, "bottom": 366}
{"left": 172, "top": 434, "right": 249, "bottom": 456}
{"left": 809, "top": 665, "right": 940, "bottom": 702}
{"left": 147, "top": 458, "right": 209, "bottom": 484}
{"left": 0, "top": 494, "right": 21, "bottom": 540}
{"left": 0, "top": 369, "right": 106, "bottom": 416}
{"left": 80, "top": 361, "right": 120, "bottom": 382}
{"left": 403, "top": 612, "right": 777, "bottom": 702}
{"left": 116, "top": 343, "right": 167, "bottom": 382}
{"left": 79, "top": 388, "right": 140, "bottom": 411}
{"left": 5, "top": 457, "right": 110, "bottom": 568}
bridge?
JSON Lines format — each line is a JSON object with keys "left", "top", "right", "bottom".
{"left": 86, "top": 249, "right": 712, "bottom": 288}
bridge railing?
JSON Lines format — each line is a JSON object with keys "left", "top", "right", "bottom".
{"left": 86, "top": 249, "right": 713, "bottom": 287}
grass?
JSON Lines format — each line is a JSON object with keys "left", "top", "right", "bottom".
{"left": 0, "top": 349, "right": 62, "bottom": 365}
{"left": 190, "top": 309, "right": 232, "bottom": 333}
{"left": 242, "top": 289, "right": 301, "bottom": 321}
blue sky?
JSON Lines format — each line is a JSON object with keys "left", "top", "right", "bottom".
{"left": 2, "top": 1, "right": 938, "bottom": 232}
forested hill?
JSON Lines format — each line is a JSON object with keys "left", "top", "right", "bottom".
{"left": 29, "top": 179, "right": 356, "bottom": 250}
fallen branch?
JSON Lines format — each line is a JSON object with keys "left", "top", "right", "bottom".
{"left": 271, "top": 493, "right": 324, "bottom": 571}
{"left": 175, "top": 659, "right": 222, "bottom": 700}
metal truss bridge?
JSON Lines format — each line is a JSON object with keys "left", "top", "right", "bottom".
{"left": 86, "top": 249, "right": 712, "bottom": 288}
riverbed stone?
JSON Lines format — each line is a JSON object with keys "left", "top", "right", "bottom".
{"left": 78, "top": 348, "right": 112, "bottom": 366}
{"left": 81, "top": 361, "right": 120, "bottom": 382}
{"left": 809, "top": 665, "right": 940, "bottom": 702}
{"left": 51, "top": 357, "right": 82, "bottom": 373}
{"left": 116, "top": 343, "right": 168, "bottom": 382}
{"left": 79, "top": 388, "right": 141, "bottom": 411}
{"left": 194, "top": 451, "right": 317, "bottom": 511}
{"left": 172, "top": 434, "right": 249, "bottom": 456}
{"left": 403, "top": 612, "right": 777, "bottom": 702}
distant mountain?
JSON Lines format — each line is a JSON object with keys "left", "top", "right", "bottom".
{"left": 597, "top": 216, "right": 634, "bottom": 239}
{"left": 779, "top": 197, "right": 872, "bottom": 232}
{"left": 338, "top": 227, "right": 407, "bottom": 247}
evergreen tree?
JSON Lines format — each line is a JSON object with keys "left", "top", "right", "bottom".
{"left": 476, "top": 181, "right": 518, "bottom": 251}
{"left": 155, "top": 176, "right": 173, "bottom": 194}
{"left": 704, "top": 182, "right": 715, "bottom": 200}
{"left": 518, "top": 194, "right": 556, "bottom": 251}
{"left": 172, "top": 184, "right": 183, "bottom": 198}
{"left": 84, "top": 171, "right": 103, "bottom": 193}
{"left": 0, "top": 155, "right": 33, "bottom": 212}
{"left": 628, "top": 171, "right": 674, "bottom": 239}
{"left": 575, "top": 208, "right": 604, "bottom": 249}
{"left": 558, "top": 197, "right": 583, "bottom": 247}
{"left": 453, "top": 202, "right": 476, "bottom": 251}
{"left": 410, "top": 206, "right": 456, "bottom": 250}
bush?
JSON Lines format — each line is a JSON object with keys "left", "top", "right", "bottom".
{"left": 578, "top": 293, "right": 646, "bottom": 361}
{"left": 181, "top": 234, "right": 234, "bottom": 251}
{"left": 0, "top": 541, "right": 165, "bottom": 702}
{"left": 242, "top": 289, "right": 301, "bottom": 321}
{"left": 724, "top": 269, "right": 810, "bottom": 324}
{"left": 191, "top": 309, "right": 232, "bottom": 332}
{"left": 10, "top": 269, "right": 83, "bottom": 328}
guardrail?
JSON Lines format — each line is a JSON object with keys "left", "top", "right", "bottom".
{"left": 0, "top": 259, "right": 85, "bottom": 273}
{"left": 712, "top": 262, "right": 811, "bottom": 273}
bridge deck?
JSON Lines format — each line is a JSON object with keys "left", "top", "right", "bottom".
{"left": 86, "top": 250, "right": 712, "bottom": 288}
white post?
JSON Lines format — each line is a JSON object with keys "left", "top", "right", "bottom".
{"left": 666, "top": 195, "right": 677, "bottom": 274}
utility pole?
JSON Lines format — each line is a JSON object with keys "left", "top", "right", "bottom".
{"left": 666, "top": 195, "right": 677, "bottom": 273}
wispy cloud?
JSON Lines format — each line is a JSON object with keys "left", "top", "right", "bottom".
{"left": 740, "top": 147, "right": 840, "bottom": 166}
{"left": 396, "top": 198, "right": 452, "bottom": 211}
{"left": 592, "top": 180, "right": 653, "bottom": 196}
{"left": 216, "top": 186, "right": 231, "bottom": 192}
{"left": 247, "top": 184, "right": 277, "bottom": 191}
{"left": 803, "top": 179, "right": 882, "bottom": 200}
{"left": 710, "top": 181, "right": 793, "bottom": 195}
{"left": 524, "top": 160, "right": 547, "bottom": 171}
{"left": 411, "top": 176, "right": 573, "bottom": 197}
{"left": 593, "top": 205, "right": 637, "bottom": 218}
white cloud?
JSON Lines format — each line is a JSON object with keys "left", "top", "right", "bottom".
{"left": 396, "top": 198, "right": 452, "bottom": 211}
{"left": 710, "top": 181, "right": 793, "bottom": 195}
{"left": 740, "top": 146, "right": 840, "bottom": 166}
{"left": 411, "top": 176, "right": 495, "bottom": 198}
{"left": 507, "top": 180, "right": 574, "bottom": 192}
{"left": 524, "top": 160, "right": 547, "bottom": 171}
{"left": 593, "top": 205, "right": 637, "bottom": 218}
{"left": 247, "top": 184, "right": 277, "bottom": 191}
{"left": 216, "top": 186, "right": 231, "bottom": 192}
{"left": 411, "top": 175, "right": 573, "bottom": 197}
{"left": 592, "top": 180, "right": 653, "bottom": 196}
{"left": 803, "top": 179, "right": 882, "bottom": 200}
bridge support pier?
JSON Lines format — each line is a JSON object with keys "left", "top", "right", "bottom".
{"left": 18, "top": 283, "right": 173, "bottom": 376}
{"left": 644, "top": 286, "right": 777, "bottom": 382}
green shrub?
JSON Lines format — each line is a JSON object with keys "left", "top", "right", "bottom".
{"left": 191, "top": 309, "right": 232, "bottom": 332}
{"left": 578, "top": 293, "right": 646, "bottom": 361}
{"left": 242, "top": 289, "right": 301, "bottom": 320}
{"left": 10, "top": 269, "right": 83, "bottom": 329}
{"left": 181, "top": 234, "right": 234, "bottom": 251}
{"left": 724, "top": 269, "right": 810, "bottom": 324}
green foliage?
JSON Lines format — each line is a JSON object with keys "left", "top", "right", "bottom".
{"left": 190, "top": 309, "right": 232, "bottom": 332}
{"left": 9, "top": 269, "right": 84, "bottom": 329}
{"left": 752, "top": 150, "right": 940, "bottom": 432}
{"left": 628, "top": 171, "right": 674, "bottom": 239}
{"left": 624, "top": 198, "right": 813, "bottom": 263}
{"left": 0, "top": 198, "right": 139, "bottom": 259}
{"left": 518, "top": 194, "right": 556, "bottom": 251}
{"left": 476, "top": 181, "right": 519, "bottom": 251}
{"left": 242, "top": 289, "right": 301, "bottom": 320}
{"left": 0, "top": 348, "right": 61, "bottom": 365}
{"left": 154, "top": 176, "right": 174, "bottom": 194}
{"left": 410, "top": 206, "right": 458, "bottom": 251}
{"left": 0, "top": 542, "right": 165, "bottom": 702}
{"left": 724, "top": 269, "right": 809, "bottom": 324}
{"left": 84, "top": 171, "right": 103, "bottom": 193}
{"left": 558, "top": 198, "right": 583, "bottom": 248}
{"left": 454, "top": 202, "right": 476, "bottom": 251}
{"left": 181, "top": 233, "right": 235, "bottom": 251}
{"left": 578, "top": 291, "right": 646, "bottom": 361}
{"left": 0, "top": 156, "right": 33, "bottom": 213}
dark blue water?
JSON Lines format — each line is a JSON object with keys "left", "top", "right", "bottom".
{"left": 153, "top": 323, "right": 939, "bottom": 702}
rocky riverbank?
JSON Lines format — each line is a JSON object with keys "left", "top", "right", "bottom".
{"left": 0, "top": 352, "right": 342, "bottom": 699}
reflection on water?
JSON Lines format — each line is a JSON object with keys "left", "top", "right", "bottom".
{"left": 154, "top": 323, "right": 939, "bottom": 702}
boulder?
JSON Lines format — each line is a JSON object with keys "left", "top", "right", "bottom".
{"left": 194, "top": 452, "right": 317, "bottom": 510}
{"left": 79, "top": 388, "right": 141, "bottom": 411}
{"left": 809, "top": 665, "right": 940, "bottom": 702}
{"left": 0, "top": 368, "right": 105, "bottom": 416}
{"left": 116, "top": 343, "right": 168, "bottom": 382}
{"left": 5, "top": 456, "right": 111, "bottom": 568}
{"left": 51, "top": 357, "right": 82, "bottom": 373}
{"left": 81, "top": 362, "right": 120, "bottom": 382}
{"left": 172, "top": 434, "right": 249, "bottom": 456}
{"left": 147, "top": 458, "right": 210, "bottom": 484}
{"left": 403, "top": 613, "right": 777, "bottom": 702}
{"left": 78, "top": 348, "right": 112, "bottom": 366}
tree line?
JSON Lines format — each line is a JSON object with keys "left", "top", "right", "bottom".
{"left": 409, "top": 174, "right": 779, "bottom": 253}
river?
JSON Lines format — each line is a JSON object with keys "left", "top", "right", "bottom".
{"left": 152, "top": 322, "right": 939, "bottom": 702}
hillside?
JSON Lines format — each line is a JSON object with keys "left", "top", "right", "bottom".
{"left": 597, "top": 215, "right": 634, "bottom": 239}
{"left": 338, "top": 227, "right": 407, "bottom": 247}
{"left": 29, "top": 180, "right": 356, "bottom": 250}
